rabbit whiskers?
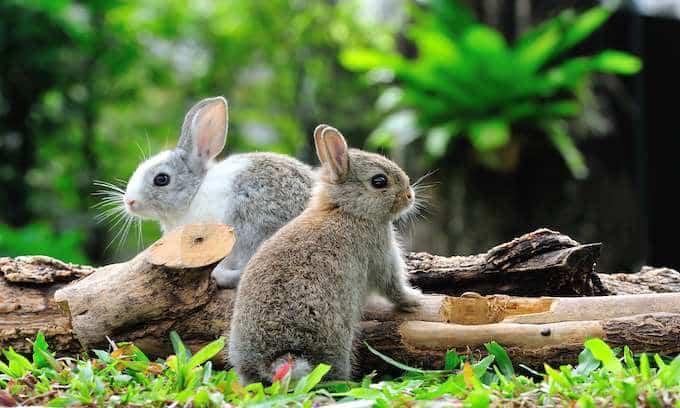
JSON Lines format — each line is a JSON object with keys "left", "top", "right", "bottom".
{"left": 92, "top": 180, "right": 144, "bottom": 253}
{"left": 395, "top": 170, "right": 438, "bottom": 233}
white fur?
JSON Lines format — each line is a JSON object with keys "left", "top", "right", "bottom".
{"left": 125, "top": 151, "right": 174, "bottom": 219}
{"left": 159, "top": 155, "right": 252, "bottom": 232}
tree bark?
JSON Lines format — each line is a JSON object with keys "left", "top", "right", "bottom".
{"left": 2, "top": 226, "right": 680, "bottom": 373}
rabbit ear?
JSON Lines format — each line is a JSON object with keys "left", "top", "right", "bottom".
{"left": 313, "top": 124, "right": 330, "bottom": 164}
{"left": 319, "top": 127, "right": 349, "bottom": 181}
{"left": 177, "top": 97, "right": 228, "bottom": 169}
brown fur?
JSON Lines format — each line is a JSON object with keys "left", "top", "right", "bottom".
{"left": 228, "top": 126, "right": 422, "bottom": 384}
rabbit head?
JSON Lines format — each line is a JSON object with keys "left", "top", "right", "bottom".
{"left": 123, "top": 97, "right": 228, "bottom": 224}
{"left": 313, "top": 125, "right": 414, "bottom": 223}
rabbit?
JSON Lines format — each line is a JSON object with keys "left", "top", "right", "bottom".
{"left": 229, "top": 124, "right": 423, "bottom": 385}
{"left": 121, "top": 96, "right": 314, "bottom": 288}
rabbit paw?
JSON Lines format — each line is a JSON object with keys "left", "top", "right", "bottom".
{"left": 396, "top": 289, "right": 423, "bottom": 313}
{"left": 211, "top": 266, "right": 242, "bottom": 288}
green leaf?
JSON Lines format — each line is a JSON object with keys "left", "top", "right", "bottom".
{"left": 574, "top": 347, "right": 600, "bottom": 376}
{"left": 623, "top": 346, "right": 638, "bottom": 374}
{"left": 544, "top": 364, "right": 571, "bottom": 388}
{"left": 592, "top": 50, "right": 642, "bottom": 74}
{"left": 469, "top": 120, "right": 510, "bottom": 151}
{"left": 340, "top": 48, "right": 400, "bottom": 71}
{"left": 584, "top": 338, "right": 622, "bottom": 374}
{"left": 364, "top": 342, "right": 438, "bottom": 374}
{"left": 3, "top": 347, "right": 32, "bottom": 378}
{"left": 187, "top": 337, "right": 225, "bottom": 369}
{"left": 93, "top": 349, "right": 111, "bottom": 363}
{"left": 462, "top": 25, "right": 507, "bottom": 54}
{"left": 472, "top": 355, "right": 495, "bottom": 377}
{"left": 561, "top": 7, "right": 612, "bottom": 52}
{"left": 484, "top": 342, "right": 514, "bottom": 378}
{"left": 293, "top": 363, "right": 331, "bottom": 394}
{"left": 344, "top": 387, "right": 382, "bottom": 400}
{"left": 654, "top": 354, "right": 667, "bottom": 369}
{"left": 444, "top": 349, "right": 461, "bottom": 371}
{"left": 639, "top": 353, "right": 651, "bottom": 381}
{"left": 577, "top": 394, "right": 596, "bottom": 408}
{"left": 32, "top": 332, "right": 56, "bottom": 369}
{"left": 543, "top": 121, "right": 589, "bottom": 179}
{"left": 514, "top": 24, "right": 562, "bottom": 72}
{"left": 170, "top": 331, "right": 190, "bottom": 361}
{"left": 465, "top": 389, "right": 491, "bottom": 408}
{"left": 540, "top": 100, "right": 580, "bottom": 117}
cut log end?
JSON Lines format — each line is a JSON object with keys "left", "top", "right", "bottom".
{"left": 146, "top": 223, "right": 236, "bottom": 268}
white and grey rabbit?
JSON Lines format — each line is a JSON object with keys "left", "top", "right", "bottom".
{"left": 229, "top": 125, "right": 422, "bottom": 384}
{"left": 122, "top": 96, "right": 314, "bottom": 287}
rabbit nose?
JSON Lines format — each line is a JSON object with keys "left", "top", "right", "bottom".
{"left": 405, "top": 191, "right": 413, "bottom": 200}
{"left": 126, "top": 199, "right": 136, "bottom": 207}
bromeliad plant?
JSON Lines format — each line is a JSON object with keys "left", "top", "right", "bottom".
{"left": 341, "top": 2, "right": 642, "bottom": 178}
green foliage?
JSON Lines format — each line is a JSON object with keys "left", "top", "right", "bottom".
{"left": 0, "top": 0, "right": 381, "bottom": 262}
{"left": 0, "top": 223, "right": 88, "bottom": 263}
{"left": 1, "top": 333, "right": 680, "bottom": 406}
{"left": 341, "top": 2, "right": 642, "bottom": 178}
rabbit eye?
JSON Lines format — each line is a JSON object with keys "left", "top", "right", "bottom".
{"left": 370, "top": 174, "right": 388, "bottom": 189}
{"left": 153, "top": 173, "right": 170, "bottom": 186}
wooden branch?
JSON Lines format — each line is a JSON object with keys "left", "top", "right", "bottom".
{"left": 438, "top": 292, "right": 680, "bottom": 325}
{"left": 3, "top": 226, "right": 680, "bottom": 374}
{"left": 406, "top": 229, "right": 606, "bottom": 296}
{"left": 0, "top": 256, "right": 93, "bottom": 354}
{"left": 359, "top": 313, "right": 680, "bottom": 374}
{"left": 52, "top": 224, "right": 235, "bottom": 361}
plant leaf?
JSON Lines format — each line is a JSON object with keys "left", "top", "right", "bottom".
{"left": 364, "top": 342, "right": 438, "bottom": 374}
{"left": 561, "top": 7, "right": 612, "bottom": 52}
{"left": 187, "top": 337, "right": 225, "bottom": 369}
{"left": 484, "top": 342, "right": 515, "bottom": 378}
{"left": 543, "top": 121, "right": 589, "bottom": 179}
{"left": 293, "top": 363, "right": 331, "bottom": 395}
{"left": 444, "top": 349, "right": 461, "bottom": 371}
{"left": 584, "top": 338, "right": 622, "bottom": 374}
{"left": 469, "top": 120, "right": 510, "bottom": 151}
{"left": 592, "top": 50, "right": 642, "bottom": 74}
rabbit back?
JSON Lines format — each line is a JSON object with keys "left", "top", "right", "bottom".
{"left": 185, "top": 152, "right": 314, "bottom": 272}
{"left": 229, "top": 209, "right": 371, "bottom": 383}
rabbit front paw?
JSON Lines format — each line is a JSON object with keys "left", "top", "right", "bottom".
{"left": 396, "top": 288, "right": 423, "bottom": 313}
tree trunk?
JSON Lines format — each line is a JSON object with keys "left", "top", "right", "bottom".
{"left": 2, "top": 226, "right": 680, "bottom": 373}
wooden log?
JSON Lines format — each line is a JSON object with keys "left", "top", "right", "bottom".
{"left": 438, "top": 292, "right": 680, "bottom": 325}
{"left": 358, "top": 313, "right": 680, "bottom": 374}
{"left": 406, "top": 229, "right": 606, "bottom": 296}
{"left": 0, "top": 256, "right": 93, "bottom": 354}
{"left": 53, "top": 224, "right": 236, "bottom": 361}
{"left": 2, "top": 225, "right": 680, "bottom": 373}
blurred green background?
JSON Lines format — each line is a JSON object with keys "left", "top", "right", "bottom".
{"left": 2, "top": 0, "right": 676, "bottom": 273}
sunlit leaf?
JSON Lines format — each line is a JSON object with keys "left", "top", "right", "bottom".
{"left": 444, "top": 349, "right": 461, "bottom": 371}
{"left": 561, "top": 7, "right": 612, "bottom": 52}
{"left": 592, "top": 50, "right": 642, "bottom": 74}
{"left": 469, "top": 120, "right": 510, "bottom": 151}
{"left": 584, "top": 338, "right": 623, "bottom": 374}
{"left": 294, "top": 364, "right": 331, "bottom": 394}
{"left": 484, "top": 342, "right": 514, "bottom": 378}
{"left": 187, "top": 337, "right": 225, "bottom": 369}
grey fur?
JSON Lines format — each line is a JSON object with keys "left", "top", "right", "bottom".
{"left": 229, "top": 126, "right": 422, "bottom": 384}
{"left": 123, "top": 97, "right": 314, "bottom": 287}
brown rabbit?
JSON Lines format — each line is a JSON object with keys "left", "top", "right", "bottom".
{"left": 228, "top": 125, "right": 422, "bottom": 384}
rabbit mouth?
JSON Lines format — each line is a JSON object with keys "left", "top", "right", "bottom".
{"left": 392, "top": 192, "right": 415, "bottom": 218}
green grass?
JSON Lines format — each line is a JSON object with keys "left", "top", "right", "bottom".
{"left": 1, "top": 333, "right": 679, "bottom": 407}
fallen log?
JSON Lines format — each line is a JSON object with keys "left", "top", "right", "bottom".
{"left": 2, "top": 226, "right": 680, "bottom": 374}
{"left": 359, "top": 312, "right": 680, "bottom": 373}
